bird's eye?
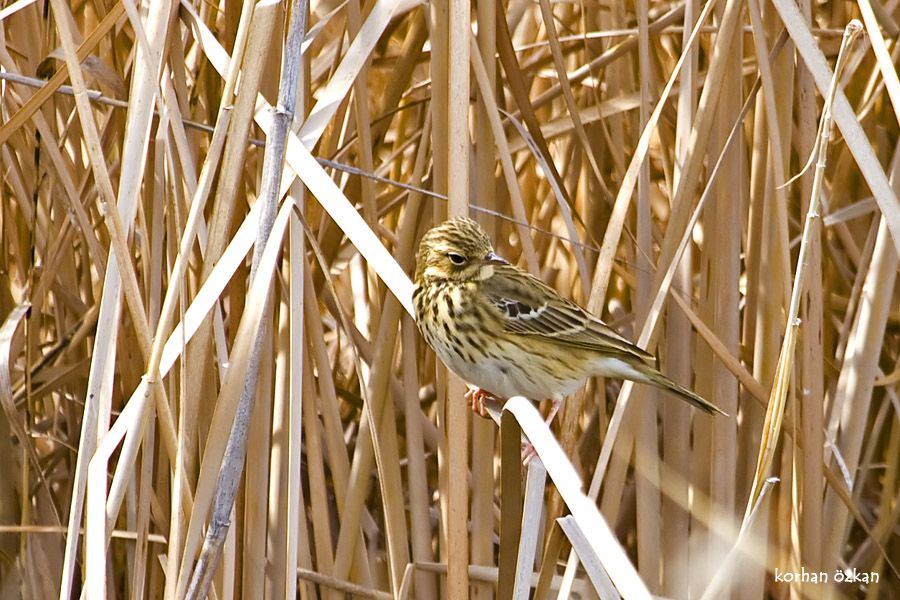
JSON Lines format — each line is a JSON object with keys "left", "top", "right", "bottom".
{"left": 447, "top": 253, "right": 466, "bottom": 265}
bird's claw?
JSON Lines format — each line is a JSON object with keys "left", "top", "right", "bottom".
{"left": 521, "top": 441, "right": 537, "bottom": 464}
{"left": 465, "top": 387, "right": 497, "bottom": 419}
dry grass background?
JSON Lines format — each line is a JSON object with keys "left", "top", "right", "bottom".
{"left": 0, "top": 0, "right": 899, "bottom": 598}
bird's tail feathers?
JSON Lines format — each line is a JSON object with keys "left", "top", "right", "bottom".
{"left": 640, "top": 367, "right": 728, "bottom": 416}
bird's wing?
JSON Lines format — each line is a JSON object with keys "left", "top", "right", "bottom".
{"left": 482, "top": 264, "right": 655, "bottom": 363}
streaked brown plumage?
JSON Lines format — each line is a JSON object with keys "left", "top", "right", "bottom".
{"left": 412, "top": 217, "right": 725, "bottom": 424}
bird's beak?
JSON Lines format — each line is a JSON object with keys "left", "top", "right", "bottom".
{"left": 485, "top": 251, "right": 508, "bottom": 265}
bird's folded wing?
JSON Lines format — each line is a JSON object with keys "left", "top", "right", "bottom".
{"left": 483, "top": 266, "right": 654, "bottom": 363}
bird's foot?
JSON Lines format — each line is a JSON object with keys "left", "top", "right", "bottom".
{"left": 465, "top": 387, "right": 500, "bottom": 419}
{"left": 545, "top": 396, "right": 563, "bottom": 428}
{"left": 521, "top": 441, "right": 537, "bottom": 464}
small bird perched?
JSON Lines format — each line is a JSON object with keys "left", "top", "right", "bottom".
{"left": 412, "top": 217, "right": 725, "bottom": 426}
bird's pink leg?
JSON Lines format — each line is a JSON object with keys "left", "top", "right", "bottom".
{"left": 465, "top": 387, "right": 500, "bottom": 419}
{"left": 544, "top": 396, "right": 563, "bottom": 427}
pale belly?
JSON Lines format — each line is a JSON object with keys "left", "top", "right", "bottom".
{"left": 430, "top": 334, "right": 584, "bottom": 400}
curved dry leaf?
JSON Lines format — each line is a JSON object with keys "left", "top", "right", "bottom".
{"left": 501, "top": 398, "right": 652, "bottom": 600}
{"left": 0, "top": 302, "right": 59, "bottom": 523}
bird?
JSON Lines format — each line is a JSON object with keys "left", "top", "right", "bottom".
{"left": 412, "top": 216, "right": 726, "bottom": 427}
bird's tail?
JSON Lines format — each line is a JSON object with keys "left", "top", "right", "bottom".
{"left": 638, "top": 365, "right": 728, "bottom": 416}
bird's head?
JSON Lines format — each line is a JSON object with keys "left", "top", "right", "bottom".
{"left": 414, "top": 217, "right": 508, "bottom": 284}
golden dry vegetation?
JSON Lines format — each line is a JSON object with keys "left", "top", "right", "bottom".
{"left": 0, "top": 0, "right": 898, "bottom": 598}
